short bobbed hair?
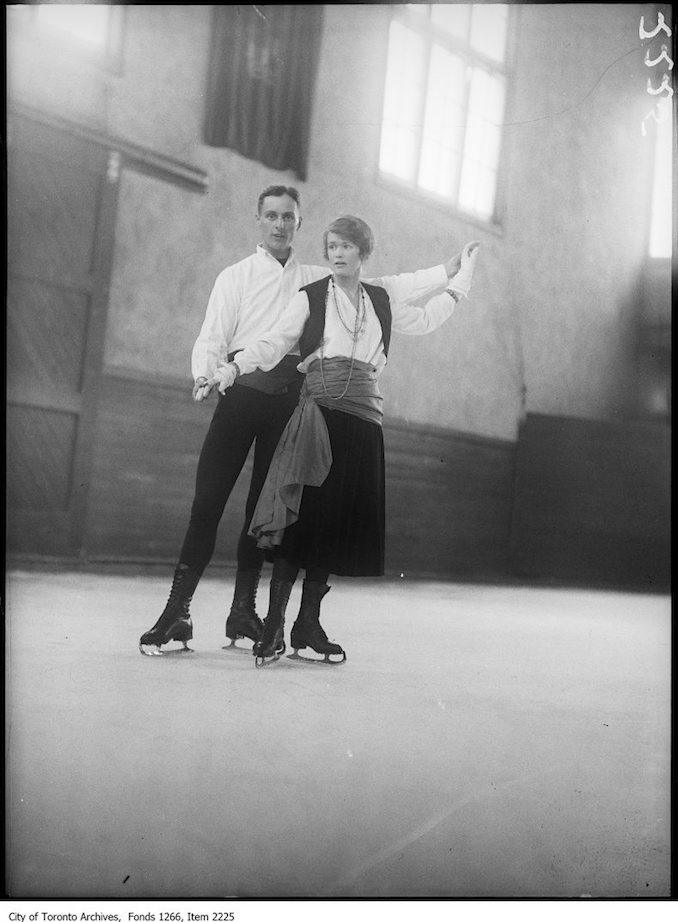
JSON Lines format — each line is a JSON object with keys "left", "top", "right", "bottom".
{"left": 323, "top": 215, "right": 375, "bottom": 260}
{"left": 257, "top": 185, "right": 301, "bottom": 214}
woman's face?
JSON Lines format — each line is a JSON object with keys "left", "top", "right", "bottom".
{"left": 326, "top": 232, "right": 362, "bottom": 279}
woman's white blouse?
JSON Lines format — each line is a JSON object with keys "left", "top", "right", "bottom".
{"left": 233, "top": 273, "right": 456, "bottom": 378}
{"left": 300, "top": 283, "right": 386, "bottom": 371}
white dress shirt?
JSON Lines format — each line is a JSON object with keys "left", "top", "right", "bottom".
{"left": 232, "top": 276, "right": 457, "bottom": 377}
{"left": 191, "top": 245, "right": 448, "bottom": 380}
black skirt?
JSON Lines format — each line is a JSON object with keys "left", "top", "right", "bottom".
{"left": 278, "top": 404, "right": 385, "bottom": 577}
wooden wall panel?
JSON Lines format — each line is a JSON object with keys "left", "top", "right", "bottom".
{"left": 74, "top": 377, "right": 673, "bottom": 589}
{"left": 84, "top": 373, "right": 252, "bottom": 564}
{"left": 84, "top": 372, "right": 517, "bottom": 579}
{"left": 6, "top": 105, "right": 208, "bottom": 561}
{"left": 8, "top": 141, "right": 101, "bottom": 278}
{"left": 384, "top": 423, "right": 515, "bottom": 578}
{"left": 7, "top": 277, "right": 90, "bottom": 392}
{"left": 6, "top": 111, "right": 119, "bottom": 557}
{"left": 7, "top": 405, "right": 78, "bottom": 510}
{"left": 510, "top": 413, "right": 670, "bottom": 590}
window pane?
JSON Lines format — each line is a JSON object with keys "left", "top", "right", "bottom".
{"left": 649, "top": 103, "right": 672, "bottom": 257}
{"left": 470, "top": 4, "right": 508, "bottom": 62}
{"left": 418, "top": 48, "right": 466, "bottom": 198}
{"left": 473, "top": 166, "right": 498, "bottom": 220}
{"left": 458, "top": 160, "right": 498, "bottom": 220}
{"left": 37, "top": 3, "right": 110, "bottom": 46}
{"left": 379, "top": 21, "right": 427, "bottom": 182}
{"left": 458, "top": 69, "right": 505, "bottom": 217}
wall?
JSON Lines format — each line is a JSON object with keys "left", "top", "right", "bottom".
{"left": 102, "top": 4, "right": 522, "bottom": 440}
{"left": 6, "top": 4, "right": 669, "bottom": 581}
{"left": 504, "top": 3, "right": 663, "bottom": 421}
{"left": 510, "top": 413, "right": 670, "bottom": 590}
{"left": 99, "top": 4, "right": 660, "bottom": 442}
{"left": 9, "top": 4, "right": 657, "bottom": 437}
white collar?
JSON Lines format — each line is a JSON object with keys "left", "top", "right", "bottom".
{"left": 256, "top": 243, "right": 297, "bottom": 266}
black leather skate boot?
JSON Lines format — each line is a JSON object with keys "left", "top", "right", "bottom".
{"left": 253, "top": 577, "right": 294, "bottom": 667}
{"left": 289, "top": 581, "right": 346, "bottom": 664}
{"left": 224, "top": 568, "right": 264, "bottom": 649}
{"left": 139, "top": 564, "right": 200, "bottom": 655}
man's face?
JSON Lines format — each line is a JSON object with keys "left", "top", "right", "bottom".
{"left": 257, "top": 194, "right": 301, "bottom": 257}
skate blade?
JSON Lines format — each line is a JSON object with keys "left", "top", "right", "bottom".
{"left": 222, "top": 639, "right": 256, "bottom": 654}
{"left": 287, "top": 649, "right": 346, "bottom": 666}
{"left": 139, "top": 641, "right": 194, "bottom": 657}
{"left": 254, "top": 649, "right": 285, "bottom": 668}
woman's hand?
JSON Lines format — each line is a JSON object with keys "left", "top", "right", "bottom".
{"left": 444, "top": 251, "right": 463, "bottom": 278}
{"left": 446, "top": 241, "right": 480, "bottom": 298}
{"left": 210, "top": 362, "right": 240, "bottom": 395}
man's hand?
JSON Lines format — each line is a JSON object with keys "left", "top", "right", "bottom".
{"left": 446, "top": 241, "right": 480, "bottom": 298}
{"left": 193, "top": 377, "right": 215, "bottom": 401}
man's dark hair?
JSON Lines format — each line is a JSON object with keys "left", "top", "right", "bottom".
{"left": 257, "top": 185, "right": 301, "bottom": 214}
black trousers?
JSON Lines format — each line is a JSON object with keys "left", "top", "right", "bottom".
{"left": 178, "top": 381, "right": 301, "bottom": 575}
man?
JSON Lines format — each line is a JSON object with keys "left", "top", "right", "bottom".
{"left": 139, "top": 185, "right": 467, "bottom": 655}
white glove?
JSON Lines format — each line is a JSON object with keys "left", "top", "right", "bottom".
{"left": 212, "top": 362, "right": 239, "bottom": 394}
{"left": 447, "top": 241, "right": 480, "bottom": 298}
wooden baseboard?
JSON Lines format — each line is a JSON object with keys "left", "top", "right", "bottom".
{"left": 510, "top": 413, "right": 670, "bottom": 590}
{"left": 14, "top": 372, "right": 669, "bottom": 591}
{"left": 83, "top": 370, "right": 516, "bottom": 579}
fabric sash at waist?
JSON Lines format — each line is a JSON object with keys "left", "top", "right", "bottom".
{"left": 248, "top": 357, "right": 383, "bottom": 547}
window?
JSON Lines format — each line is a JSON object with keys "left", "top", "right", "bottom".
{"left": 204, "top": 6, "right": 324, "bottom": 181}
{"left": 648, "top": 103, "right": 672, "bottom": 258}
{"left": 379, "top": 3, "right": 510, "bottom": 222}
{"left": 36, "top": 3, "right": 111, "bottom": 48}
{"left": 9, "top": 2, "right": 125, "bottom": 72}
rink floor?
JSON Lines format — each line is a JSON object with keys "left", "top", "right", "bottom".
{"left": 5, "top": 569, "right": 671, "bottom": 899}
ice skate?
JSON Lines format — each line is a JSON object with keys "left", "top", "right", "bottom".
{"left": 139, "top": 564, "right": 199, "bottom": 656}
{"left": 253, "top": 576, "right": 293, "bottom": 667}
{"left": 223, "top": 568, "right": 264, "bottom": 652}
{"left": 288, "top": 581, "right": 346, "bottom": 665}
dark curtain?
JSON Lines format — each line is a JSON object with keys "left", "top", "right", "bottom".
{"left": 204, "top": 5, "right": 325, "bottom": 181}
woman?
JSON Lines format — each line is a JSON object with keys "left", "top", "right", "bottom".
{"left": 212, "top": 216, "right": 479, "bottom": 666}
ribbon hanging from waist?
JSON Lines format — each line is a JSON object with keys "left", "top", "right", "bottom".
{"left": 248, "top": 357, "right": 383, "bottom": 547}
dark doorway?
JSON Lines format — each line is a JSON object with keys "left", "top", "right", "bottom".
{"left": 6, "top": 112, "right": 120, "bottom": 556}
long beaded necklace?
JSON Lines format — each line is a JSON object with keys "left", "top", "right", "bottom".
{"left": 319, "top": 277, "right": 366, "bottom": 400}
{"left": 333, "top": 277, "right": 368, "bottom": 338}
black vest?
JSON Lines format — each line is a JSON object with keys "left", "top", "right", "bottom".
{"left": 298, "top": 276, "right": 392, "bottom": 360}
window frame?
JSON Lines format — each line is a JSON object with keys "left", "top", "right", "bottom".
{"left": 376, "top": 3, "right": 515, "bottom": 230}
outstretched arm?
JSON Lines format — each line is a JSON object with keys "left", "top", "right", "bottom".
{"left": 391, "top": 243, "right": 481, "bottom": 336}
{"left": 391, "top": 290, "right": 458, "bottom": 336}
{"left": 205, "top": 291, "right": 311, "bottom": 395}
{"left": 366, "top": 241, "right": 480, "bottom": 305}
{"left": 366, "top": 264, "right": 448, "bottom": 304}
